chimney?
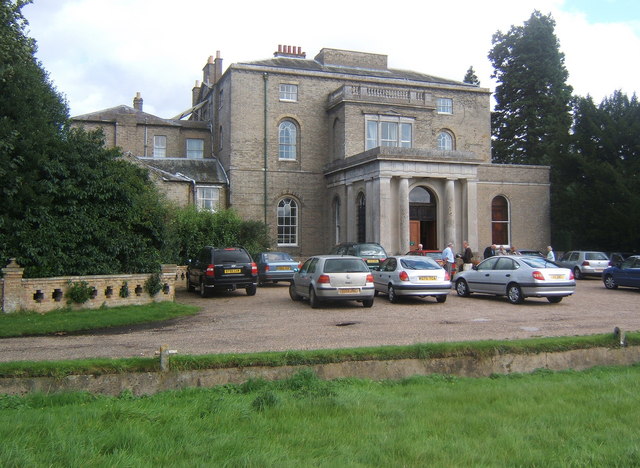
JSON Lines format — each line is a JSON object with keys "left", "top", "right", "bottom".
{"left": 214, "top": 50, "right": 223, "bottom": 85}
{"left": 192, "top": 80, "right": 201, "bottom": 106}
{"left": 273, "top": 44, "right": 306, "bottom": 59}
{"left": 202, "top": 55, "right": 215, "bottom": 86}
{"left": 133, "top": 92, "right": 143, "bottom": 111}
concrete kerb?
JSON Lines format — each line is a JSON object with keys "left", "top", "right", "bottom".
{"left": 1, "top": 346, "right": 638, "bottom": 396}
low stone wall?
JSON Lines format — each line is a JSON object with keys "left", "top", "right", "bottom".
{"left": 1, "top": 260, "right": 178, "bottom": 313}
{"left": 1, "top": 346, "right": 638, "bottom": 396}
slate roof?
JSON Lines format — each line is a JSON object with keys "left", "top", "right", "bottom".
{"left": 138, "top": 157, "right": 227, "bottom": 185}
{"left": 238, "top": 57, "right": 476, "bottom": 89}
{"left": 72, "top": 105, "right": 208, "bottom": 128}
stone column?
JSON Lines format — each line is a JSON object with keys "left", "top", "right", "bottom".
{"left": 365, "top": 178, "right": 374, "bottom": 242}
{"left": 398, "top": 177, "right": 410, "bottom": 254}
{"left": 2, "top": 259, "right": 24, "bottom": 313}
{"left": 444, "top": 178, "right": 456, "bottom": 246}
{"left": 346, "top": 183, "right": 354, "bottom": 241}
{"left": 465, "top": 179, "right": 479, "bottom": 252}
{"left": 377, "top": 177, "right": 392, "bottom": 251}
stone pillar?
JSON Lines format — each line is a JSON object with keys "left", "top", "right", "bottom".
{"left": 2, "top": 259, "right": 24, "bottom": 313}
{"left": 365, "top": 178, "right": 374, "bottom": 242}
{"left": 346, "top": 183, "right": 354, "bottom": 241}
{"left": 444, "top": 179, "right": 456, "bottom": 247}
{"left": 377, "top": 177, "right": 392, "bottom": 251}
{"left": 398, "top": 177, "right": 410, "bottom": 255}
{"left": 465, "top": 179, "right": 479, "bottom": 252}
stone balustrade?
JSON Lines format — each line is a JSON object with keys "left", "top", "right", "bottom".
{"left": 328, "top": 84, "right": 434, "bottom": 109}
{"left": 1, "top": 259, "right": 179, "bottom": 313}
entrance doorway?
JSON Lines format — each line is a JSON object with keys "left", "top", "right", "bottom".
{"left": 409, "top": 186, "right": 437, "bottom": 250}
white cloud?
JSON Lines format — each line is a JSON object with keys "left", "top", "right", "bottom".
{"left": 23, "top": 0, "right": 640, "bottom": 118}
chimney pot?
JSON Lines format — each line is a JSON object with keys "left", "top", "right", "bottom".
{"left": 133, "top": 92, "right": 143, "bottom": 111}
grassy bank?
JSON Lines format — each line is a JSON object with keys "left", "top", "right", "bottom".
{"left": 1, "top": 366, "right": 639, "bottom": 466}
{"left": 0, "top": 302, "right": 199, "bottom": 338}
{"left": 1, "top": 331, "right": 638, "bottom": 378}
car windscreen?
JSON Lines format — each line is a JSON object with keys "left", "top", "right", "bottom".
{"left": 400, "top": 258, "right": 440, "bottom": 270}
{"left": 520, "top": 256, "right": 560, "bottom": 268}
{"left": 357, "top": 244, "right": 386, "bottom": 256}
{"left": 324, "top": 259, "right": 369, "bottom": 273}
{"left": 586, "top": 252, "right": 608, "bottom": 260}
{"left": 265, "top": 253, "right": 293, "bottom": 262}
{"left": 215, "top": 250, "right": 250, "bottom": 263}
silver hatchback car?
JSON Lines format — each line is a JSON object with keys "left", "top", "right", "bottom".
{"left": 555, "top": 251, "right": 610, "bottom": 279}
{"left": 289, "top": 255, "right": 375, "bottom": 308}
{"left": 373, "top": 255, "right": 451, "bottom": 303}
{"left": 454, "top": 255, "right": 576, "bottom": 304}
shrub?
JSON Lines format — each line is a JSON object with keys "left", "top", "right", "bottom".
{"left": 144, "top": 272, "right": 163, "bottom": 296}
{"left": 65, "top": 281, "right": 94, "bottom": 304}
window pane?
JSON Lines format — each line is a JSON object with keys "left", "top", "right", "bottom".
{"left": 380, "top": 122, "right": 397, "bottom": 147}
{"left": 279, "top": 84, "right": 298, "bottom": 101}
{"left": 153, "top": 135, "right": 166, "bottom": 157}
{"left": 277, "top": 198, "right": 298, "bottom": 245}
{"left": 186, "top": 139, "right": 204, "bottom": 158}
{"left": 366, "top": 121, "right": 378, "bottom": 150}
{"left": 437, "top": 132, "right": 452, "bottom": 151}
{"left": 197, "top": 186, "right": 219, "bottom": 212}
{"left": 437, "top": 98, "right": 453, "bottom": 114}
{"left": 279, "top": 121, "right": 297, "bottom": 160}
{"left": 400, "top": 123, "right": 412, "bottom": 148}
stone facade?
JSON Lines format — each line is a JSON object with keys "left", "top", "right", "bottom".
{"left": 74, "top": 46, "right": 551, "bottom": 258}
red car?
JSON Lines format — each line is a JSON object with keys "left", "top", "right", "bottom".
{"left": 405, "top": 250, "right": 457, "bottom": 275}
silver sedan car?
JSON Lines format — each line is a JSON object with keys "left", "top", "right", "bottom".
{"left": 373, "top": 255, "right": 451, "bottom": 303}
{"left": 289, "top": 255, "right": 375, "bottom": 308}
{"left": 454, "top": 255, "right": 576, "bottom": 304}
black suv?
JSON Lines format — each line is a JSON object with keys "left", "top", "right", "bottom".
{"left": 187, "top": 246, "right": 258, "bottom": 297}
{"left": 329, "top": 242, "right": 388, "bottom": 270}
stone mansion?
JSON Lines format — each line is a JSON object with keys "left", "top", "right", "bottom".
{"left": 72, "top": 46, "right": 550, "bottom": 258}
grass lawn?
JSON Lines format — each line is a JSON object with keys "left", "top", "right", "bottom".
{"left": 1, "top": 366, "right": 639, "bottom": 467}
{"left": 0, "top": 302, "right": 199, "bottom": 338}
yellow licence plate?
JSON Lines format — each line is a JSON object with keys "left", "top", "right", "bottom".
{"left": 276, "top": 266, "right": 290, "bottom": 270}
{"left": 550, "top": 274, "right": 564, "bottom": 279}
{"left": 366, "top": 259, "right": 377, "bottom": 263}
{"left": 224, "top": 268, "right": 242, "bottom": 274}
{"left": 419, "top": 276, "right": 437, "bottom": 281}
{"left": 339, "top": 288, "right": 360, "bottom": 294}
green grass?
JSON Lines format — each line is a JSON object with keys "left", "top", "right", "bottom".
{"left": 0, "top": 302, "right": 199, "bottom": 338}
{"left": 1, "top": 366, "right": 639, "bottom": 467}
{"left": 0, "top": 331, "right": 638, "bottom": 378}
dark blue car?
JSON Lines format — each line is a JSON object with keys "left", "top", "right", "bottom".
{"left": 603, "top": 255, "right": 640, "bottom": 290}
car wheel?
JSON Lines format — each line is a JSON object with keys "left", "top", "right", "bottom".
{"left": 507, "top": 283, "right": 524, "bottom": 304}
{"left": 186, "top": 274, "right": 195, "bottom": 292}
{"left": 309, "top": 287, "right": 321, "bottom": 309}
{"left": 573, "top": 267, "right": 583, "bottom": 280}
{"left": 246, "top": 284, "right": 257, "bottom": 296}
{"left": 436, "top": 294, "right": 447, "bottom": 303}
{"left": 362, "top": 298, "right": 374, "bottom": 308}
{"left": 547, "top": 296, "right": 563, "bottom": 303}
{"left": 199, "top": 280, "right": 209, "bottom": 298}
{"left": 603, "top": 274, "right": 618, "bottom": 289}
{"left": 388, "top": 285, "right": 399, "bottom": 303}
{"left": 289, "top": 283, "right": 302, "bottom": 301}
{"left": 456, "top": 279, "right": 470, "bottom": 297}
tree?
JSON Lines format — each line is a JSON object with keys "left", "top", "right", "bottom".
{"left": 488, "top": 11, "right": 573, "bottom": 166}
{"left": 1, "top": 0, "right": 168, "bottom": 277}
{"left": 463, "top": 66, "right": 480, "bottom": 85}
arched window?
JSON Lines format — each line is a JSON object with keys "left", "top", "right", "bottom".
{"left": 491, "top": 196, "right": 510, "bottom": 245}
{"left": 278, "top": 120, "right": 297, "bottom": 160}
{"left": 357, "top": 193, "right": 366, "bottom": 243}
{"left": 437, "top": 131, "right": 454, "bottom": 151}
{"left": 277, "top": 198, "right": 298, "bottom": 246}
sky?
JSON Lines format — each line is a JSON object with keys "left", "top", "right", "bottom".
{"left": 22, "top": 0, "right": 640, "bottom": 119}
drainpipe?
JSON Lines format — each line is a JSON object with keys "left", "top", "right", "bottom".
{"left": 263, "top": 72, "right": 268, "bottom": 225}
{"left": 176, "top": 172, "right": 197, "bottom": 206}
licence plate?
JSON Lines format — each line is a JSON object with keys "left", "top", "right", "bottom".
{"left": 276, "top": 266, "right": 290, "bottom": 271}
{"left": 366, "top": 259, "right": 377, "bottom": 264}
{"left": 419, "top": 276, "right": 437, "bottom": 281}
{"left": 594, "top": 268, "right": 603, "bottom": 272}
{"left": 224, "top": 268, "right": 242, "bottom": 274}
{"left": 550, "top": 274, "right": 564, "bottom": 279}
{"left": 339, "top": 288, "right": 360, "bottom": 294}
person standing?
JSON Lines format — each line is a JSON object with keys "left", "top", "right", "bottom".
{"left": 483, "top": 244, "right": 497, "bottom": 259}
{"left": 442, "top": 242, "right": 455, "bottom": 276}
{"left": 461, "top": 241, "right": 473, "bottom": 271}
{"left": 546, "top": 246, "right": 555, "bottom": 261}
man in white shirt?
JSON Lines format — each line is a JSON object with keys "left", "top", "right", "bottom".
{"left": 442, "top": 242, "right": 455, "bottom": 276}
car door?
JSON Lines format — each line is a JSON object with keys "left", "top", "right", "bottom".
{"left": 467, "top": 257, "right": 499, "bottom": 293}
{"left": 295, "top": 257, "right": 318, "bottom": 296}
{"left": 374, "top": 258, "right": 396, "bottom": 293}
{"left": 490, "top": 257, "right": 519, "bottom": 295}
{"left": 616, "top": 257, "right": 640, "bottom": 287}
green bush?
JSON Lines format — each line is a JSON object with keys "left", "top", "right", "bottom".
{"left": 144, "top": 272, "right": 163, "bottom": 296}
{"left": 65, "top": 281, "right": 94, "bottom": 304}
{"left": 119, "top": 281, "right": 129, "bottom": 298}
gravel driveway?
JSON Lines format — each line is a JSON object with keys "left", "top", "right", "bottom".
{"left": 1, "top": 278, "right": 638, "bottom": 363}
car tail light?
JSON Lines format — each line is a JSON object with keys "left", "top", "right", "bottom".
{"left": 366, "top": 273, "right": 374, "bottom": 283}
{"left": 399, "top": 271, "right": 409, "bottom": 281}
{"left": 264, "top": 265, "right": 270, "bottom": 272}
{"left": 206, "top": 265, "right": 215, "bottom": 277}
{"left": 532, "top": 271, "right": 545, "bottom": 281}
{"left": 317, "top": 274, "right": 331, "bottom": 284}
{"left": 569, "top": 271, "right": 575, "bottom": 280}
{"left": 582, "top": 260, "right": 590, "bottom": 266}
{"left": 444, "top": 272, "right": 450, "bottom": 281}
{"left": 251, "top": 262, "right": 258, "bottom": 275}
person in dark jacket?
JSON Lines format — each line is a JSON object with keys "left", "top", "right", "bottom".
{"left": 461, "top": 241, "right": 473, "bottom": 271}
{"left": 483, "top": 244, "right": 497, "bottom": 259}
